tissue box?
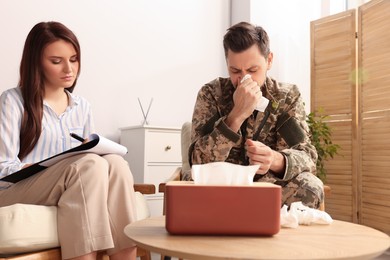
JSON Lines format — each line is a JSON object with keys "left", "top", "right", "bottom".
{"left": 165, "top": 181, "right": 281, "bottom": 236}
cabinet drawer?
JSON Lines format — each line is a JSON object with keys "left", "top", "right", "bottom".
{"left": 146, "top": 131, "right": 181, "bottom": 163}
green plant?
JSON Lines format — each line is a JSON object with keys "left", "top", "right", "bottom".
{"left": 306, "top": 109, "right": 340, "bottom": 183}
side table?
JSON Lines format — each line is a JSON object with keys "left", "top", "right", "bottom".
{"left": 124, "top": 216, "right": 390, "bottom": 260}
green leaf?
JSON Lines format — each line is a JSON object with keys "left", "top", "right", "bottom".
{"left": 306, "top": 108, "right": 340, "bottom": 183}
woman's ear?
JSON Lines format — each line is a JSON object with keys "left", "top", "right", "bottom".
{"left": 267, "top": 52, "right": 273, "bottom": 70}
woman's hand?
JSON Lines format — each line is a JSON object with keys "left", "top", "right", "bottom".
{"left": 22, "top": 164, "right": 32, "bottom": 169}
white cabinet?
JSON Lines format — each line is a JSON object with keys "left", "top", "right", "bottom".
{"left": 119, "top": 125, "right": 181, "bottom": 192}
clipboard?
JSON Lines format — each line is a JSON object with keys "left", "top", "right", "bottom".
{"left": 1, "top": 134, "right": 127, "bottom": 184}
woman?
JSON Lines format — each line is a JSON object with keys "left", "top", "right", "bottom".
{"left": 0, "top": 21, "right": 137, "bottom": 260}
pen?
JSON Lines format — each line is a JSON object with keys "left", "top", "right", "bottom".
{"left": 70, "top": 133, "right": 85, "bottom": 142}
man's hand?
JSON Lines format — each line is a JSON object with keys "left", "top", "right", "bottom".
{"left": 245, "top": 139, "right": 285, "bottom": 175}
{"left": 225, "top": 77, "right": 261, "bottom": 132}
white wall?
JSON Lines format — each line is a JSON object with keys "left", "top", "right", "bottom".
{"left": 231, "top": 0, "right": 370, "bottom": 112}
{"left": 0, "top": 0, "right": 230, "bottom": 140}
{"left": 231, "top": 0, "right": 251, "bottom": 24}
{"left": 231, "top": 0, "right": 323, "bottom": 112}
{"left": 251, "top": 0, "right": 324, "bottom": 111}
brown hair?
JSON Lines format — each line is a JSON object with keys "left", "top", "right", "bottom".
{"left": 223, "top": 21, "right": 270, "bottom": 58}
{"left": 18, "top": 21, "right": 81, "bottom": 160}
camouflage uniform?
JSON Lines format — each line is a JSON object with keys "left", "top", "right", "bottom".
{"left": 189, "top": 77, "right": 324, "bottom": 209}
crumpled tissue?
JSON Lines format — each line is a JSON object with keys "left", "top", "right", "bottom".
{"left": 191, "top": 162, "right": 260, "bottom": 185}
{"left": 280, "top": 201, "right": 333, "bottom": 228}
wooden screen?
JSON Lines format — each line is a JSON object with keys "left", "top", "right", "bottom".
{"left": 311, "top": 10, "right": 357, "bottom": 222}
{"left": 358, "top": 0, "right": 390, "bottom": 234}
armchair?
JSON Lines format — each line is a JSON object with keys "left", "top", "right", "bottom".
{"left": 0, "top": 184, "right": 155, "bottom": 260}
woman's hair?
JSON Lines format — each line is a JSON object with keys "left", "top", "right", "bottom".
{"left": 18, "top": 21, "right": 81, "bottom": 160}
{"left": 223, "top": 21, "right": 270, "bottom": 58}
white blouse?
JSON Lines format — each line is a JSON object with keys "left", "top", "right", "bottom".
{"left": 0, "top": 87, "right": 95, "bottom": 189}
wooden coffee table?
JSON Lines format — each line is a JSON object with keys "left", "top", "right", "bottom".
{"left": 124, "top": 216, "right": 390, "bottom": 260}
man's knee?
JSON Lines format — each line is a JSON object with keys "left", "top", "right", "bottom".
{"left": 283, "top": 172, "right": 324, "bottom": 209}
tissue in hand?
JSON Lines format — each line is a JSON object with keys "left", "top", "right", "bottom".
{"left": 240, "top": 74, "right": 252, "bottom": 83}
{"left": 191, "top": 162, "right": 259, "bottom": 185}
{"left": 240, "top": 74, "right": 269, "bottom": 112}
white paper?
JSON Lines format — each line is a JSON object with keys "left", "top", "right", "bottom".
{"left": 39, "top": 134, "right": 127, "bottom": 167}
{"left": 1, "top": 133, "right": 128, "bottom": 184}
{"left": 191, "top": 162, "right": 259, "bottom": 185}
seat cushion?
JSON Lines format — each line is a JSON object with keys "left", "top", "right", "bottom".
{"left": 0, "top": 203, "right": 59, "bottom": 254}
{"left": 0, "top": 191, "right": 149, "bottom": 255}
{"left": 135, "top": 191, "right": 150, "bottom": 220}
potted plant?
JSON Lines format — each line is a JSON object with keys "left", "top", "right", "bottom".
{"left": 306, "top": 109, "right": 340, "bottom": 185}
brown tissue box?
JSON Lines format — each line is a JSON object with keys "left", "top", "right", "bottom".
{"left": 165, "top": 181, "right": 281, "bottom": 236}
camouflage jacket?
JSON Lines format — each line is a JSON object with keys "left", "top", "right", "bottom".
{"left": 189, "top": 77, "right": 317, "bottom": 181}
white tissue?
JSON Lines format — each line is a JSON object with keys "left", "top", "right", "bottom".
{"left": 240, "top": 74, "right": 269, "bottom": 112}
{"left": 192, "top": 162, "right": 259, "bottom": 185}
{"left": 280, "top": 204, "right": 299, "bottom": 228}
{"left": 241, "top": 74, "right": 252, "bottom": 82}
{"left": 280, "top": 201, "right": 333, "bottom": 228}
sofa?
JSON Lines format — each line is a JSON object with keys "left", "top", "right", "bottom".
{"left": 0, "top": 184, "right": 154, "bottom": 260}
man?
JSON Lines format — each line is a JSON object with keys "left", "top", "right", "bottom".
{"left": 189, "top": 22, "right": 323, "bottom": 209}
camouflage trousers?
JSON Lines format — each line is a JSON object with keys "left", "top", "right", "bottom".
{"left": 256, "top": 172, "right": 324, "bottom": 209}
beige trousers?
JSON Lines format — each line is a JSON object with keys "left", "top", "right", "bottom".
{"left": 0, "top": 153, "right": 137, "bottom": 259}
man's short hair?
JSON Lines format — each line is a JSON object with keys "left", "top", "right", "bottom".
{"left": 223, "top": 22, "right": 270, "bottom": 58}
